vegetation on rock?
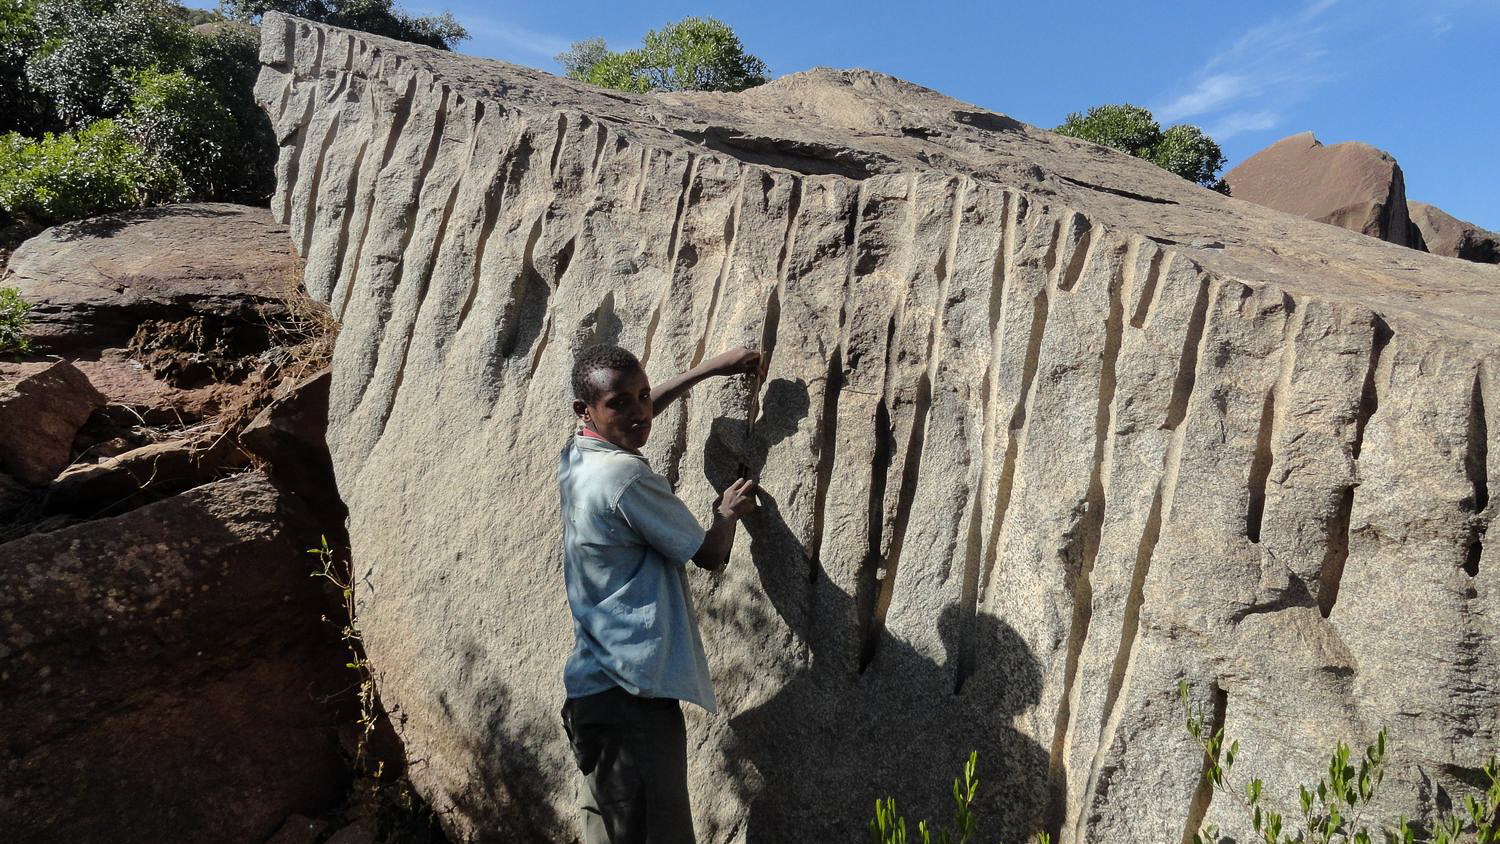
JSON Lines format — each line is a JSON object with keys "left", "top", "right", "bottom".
{"left": 1182, "top": 682, "right": 1500, "bottom": 844}
{"left": 1055, "top": 104, "right": 1230, "bottom": 193}
{"left": 558, "top": 16, "right": 768, "bottom": 93}
{"left": 221, "top": 0, "right": 467, "bottom": 50}
{"left": 0, "top": 285, "right": 31, "bottom": 353}
{"left": 868, "top": 751, "right": 1051, "bottom": 844}
{"left": 0, "top": 119, "right": 184, "bottom": 224}
{"left": 0, "top": 0, "right": 464, "bottom": 228}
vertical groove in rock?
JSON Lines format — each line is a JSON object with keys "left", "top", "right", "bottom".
{"left": 280, "top": 92, "right": 320, "bottom": 227}
{"left": 1465, "top": 367, "right": 1489, "bottom": 577}
{"left": 322, "top": 135, "right": 369, "bottom": 304}
{"left": 1047, "top": 227, "right": 1123, "bottom": 837}
{"left": 1181, "top": 684, "right": 1228, "bottom": 844}
{"left": 857, "top": 314, "right": 899, "bottom": 674}
{"left": 978, "top": 285, "right": 1048, "bottom": 604}
{"left": 590, "top": 122, "right": 608, "bottom": 176}
{"left": 1129, "top": 246, "right": 1167, "bottom": 328}
{"left": 336, "top": 72, "right": 418, "bottom": 321}
{"left": 1163, "top": 274, "right": 1220, "bottom": 518}
{"left": 809, "top": 348, "right": 843, "bottom": 584}
{"left": 1246, "top": 389, "right": 1277, "bottom": 544}
{"left": 955, "top": 190, "right": 1014, "bottom": 694}
{"left": 691, "top": 172, "right": 746, "bottom": 369}
{"left": 298, "top": 75, "right": 350, "bottom": 258}
{"left": 548, "top": 112, "right": 568, "bottom": 176}
{"left": 1057, "top": 213, "right": 1094, "bottom": 292}
{"left": 1321, "top": 315, "right": 1392, "bottom": 615}
{"left": 454, "top": 156, "right": 506, "bottom": 332}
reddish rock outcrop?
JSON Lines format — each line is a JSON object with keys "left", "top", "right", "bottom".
{"left": 0, "top": 471, "right": 348, "bottom": 843}
{"left": 1225, "top": 132, "right": 1418, "bottom": 246}
{"left": 1408, "top": 201, "right": 1500, "bottom": 264}
{"left": 0, "top": 360, "right": 105, "bottom": 485}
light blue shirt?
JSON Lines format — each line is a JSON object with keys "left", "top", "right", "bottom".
{"left": 558, "top": 432, "right": 717, "bottom": 712}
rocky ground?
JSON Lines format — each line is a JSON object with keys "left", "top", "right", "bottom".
{"left": 0, "top": 204, "right": 443, "bottom": 844}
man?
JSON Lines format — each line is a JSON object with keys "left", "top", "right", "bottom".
{"left": 558, "top": 343, "right": 764, "bottom": 844}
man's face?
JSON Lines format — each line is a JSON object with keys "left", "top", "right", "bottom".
{"left": 575, "top": 365, "right": 653, "bottom": 451}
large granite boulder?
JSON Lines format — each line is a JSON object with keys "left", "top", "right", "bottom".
{"left": 2, "top": 203, "right": 296, "bottom": 352}
{"left": 1224, "top": 132, "right": 1419, "bottom": 247}
{"left": 0, "top": 471, "right": 348, "bottom": 843}
{"left": 1409, "top": 200, "right": 1500, "bottom": 265}
{"left": 256, "top": 14, "right": 1500, "bottom": 843}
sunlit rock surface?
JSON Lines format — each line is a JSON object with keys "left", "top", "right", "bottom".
{"left": 256, "top": 13, "right": 1500, "bottom": 842}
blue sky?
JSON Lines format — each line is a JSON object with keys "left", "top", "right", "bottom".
{"left": 410, "top": 0, "right": 1498, "bottom": 227}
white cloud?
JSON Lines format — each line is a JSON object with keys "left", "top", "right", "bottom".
{"left": 1206, "top": 110, "right": 1281, "bottom": 140}
{"left": 453, "top": 16, "right": 572, "bottom": 61}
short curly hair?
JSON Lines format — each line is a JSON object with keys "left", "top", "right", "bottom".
{"left": 572, "top": 344, "right": 642, "bottom": 403}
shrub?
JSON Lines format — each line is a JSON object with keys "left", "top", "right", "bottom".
{"left": 0, "top": 0, "right": 47, "bottom": 134}
{"left": 561, "top": 16, "right": 769, "bottom": 94}
{"left": 1181, "top": 681, "right": 1500, "bottom": 843}
{"left": 0, "top": 119, "right": 184, "bottom": 224}
{"left": 0, "top": 286, "right": 31, "bottom": 354}
{"left": 122, "top": 66, "right": 232, "bottom": 198}
{"left": 24, "top": 0, "right": 192, "bottom": 129}
{"left": 1055, "top": 104, "right": 1230, "bottom": 193}
{"left": 185, "top": 21, "right": 275, "bottom": 204}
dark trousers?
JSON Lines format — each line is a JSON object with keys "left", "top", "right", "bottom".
{"left": 560, "top": 687, "right": 696, "bottom": 844}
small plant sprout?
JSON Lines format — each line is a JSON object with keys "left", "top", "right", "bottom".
{"left": 868, "top": 750, "right": 1051, "bottom": 844}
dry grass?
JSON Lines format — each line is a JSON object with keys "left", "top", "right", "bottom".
{"left": 266, "top": 255, "right": 339, "bottom": 382}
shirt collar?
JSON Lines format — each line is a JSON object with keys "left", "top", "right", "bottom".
{"left": 576, "top": 427, "right": 644, "bottom": 457}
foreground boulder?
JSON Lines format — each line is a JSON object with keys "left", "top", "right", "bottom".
{"left": 1408, "top": 200, "right": 1500, "bottom": 264}
{"left": 2, "top": 203, "right": 296, "bottom": 353}
{"left": 1224, "top": 132, "right": 1419, "bottom": 247}
{"left": 0, "top": 471, "right": 348, "bottom": 842}
{"left": 257, "top": 14, "right": 1500, "bottom": 843}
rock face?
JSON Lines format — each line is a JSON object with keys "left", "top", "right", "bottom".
{"left": 3, "top": 202, "right": 296, "bottom": 352}
{"left": 1224, "top": 132, "right": 1419, "bottom": 247}
{"left": 257, "top": 14, "right": 1500, "bottom": 843}
{"left": 0, "top": 471, "right": 348, "bottom": 843}
{"left": 1409, "top": 201, "right": 1500, "bottom": 264}
{"left": 0, "top": 360, "right": 106, "bottom": 485}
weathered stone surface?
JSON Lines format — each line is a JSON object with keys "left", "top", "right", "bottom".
{"left": 2, "top": 203, "right": 296, "bottom": 352}
{"left": 0, "top": 471, "right": 348, "bottom": 842}
{"left": 1225, "top": 132, "right": 1419, "bottom": 247}
{"left": 258, "top": 14, "right": 1500, "bottom": 843}
{"left": 1409, "top": 200, "right": 1500, "bottom": 265}
{"left": 0, "top": 359, "right": 105, "bottom": 485}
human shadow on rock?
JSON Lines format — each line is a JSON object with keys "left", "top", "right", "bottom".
{"left": 704, "top": 383, "right": 1049, "bottom": 844}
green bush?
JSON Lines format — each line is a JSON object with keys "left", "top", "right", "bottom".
{"left": 1181, "top": 682, "right": 1500, "bottom": 843}
{"left": 221, "top": 0, "right": 468, "bottom": 51}
{"left": 560, "top": 16, "right": 769, "bottom": 94}
{"left": 0, "top": 119, "right": 183, "bottom": 224}
{"left": 185, "top": 21, "right": 275, "bottom": 203}
{"left": 123, "top": 66, "right": 232, "bottom": 198}
{"left": 1055, "top": 104, "right": 1230, "bottom": 194}
{"left": 0, "top": 286, "right": 31, "bottom": 354}
{"left": 0, "top": 0, "right": 47, "bottom": 135}
{"left": 24, "top": 0, "right": 192, "bottom": 129}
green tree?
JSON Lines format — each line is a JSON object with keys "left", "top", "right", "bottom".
{"left": 25, "top": 0, "right": 193, "bottom": 129}
{"left": 1056, "top": 104, "right": 1230, "bottom": 194}
{"left": 219, "top": 0, "right": 467, "bottom": 50}
{"left": 122, "top": 67, "right": 233, "bottom": 198}
{"left": 0, "top": 0, "right": 47, "bottom": 135}
{"left": 185, "top": 19, "right": 275, "bottom": 203}
{"left": 558, "top": 16, "right": 768, "bottom": 94}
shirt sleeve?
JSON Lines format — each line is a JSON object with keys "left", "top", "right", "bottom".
{"left": 615, "top": 472, "right": 707, "bottom": 565}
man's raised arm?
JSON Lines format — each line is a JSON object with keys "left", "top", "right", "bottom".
{"left": 650, "top": 347, "right": 765, "bottom": 417}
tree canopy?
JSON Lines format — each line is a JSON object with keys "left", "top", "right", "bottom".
{"left": 1055, "top": 104, "right": 1230, "bottom": 194}
{"left": 557, "top": 16, "right": 768, "bottom": 94}
{"left": 220, "top": 0, "right": 467, "bottom": 51}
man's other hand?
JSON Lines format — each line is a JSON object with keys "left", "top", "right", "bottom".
{"left": 716, "top": 478, "right": 760, "bottom": 521}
